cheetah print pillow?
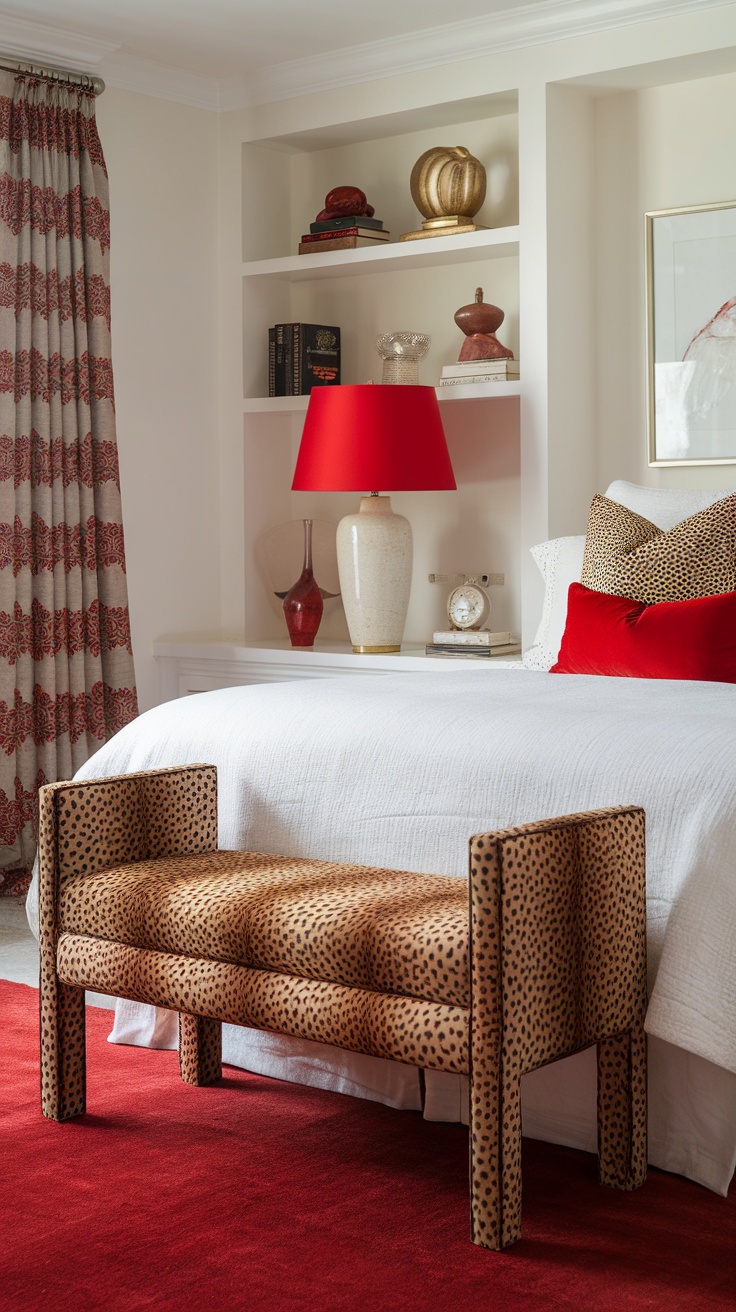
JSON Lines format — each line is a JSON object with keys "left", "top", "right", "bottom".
{"left": 580, "top": 493, "right": 736, "bottom": 605}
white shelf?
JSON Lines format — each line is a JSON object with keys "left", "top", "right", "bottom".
{"left": 243, "top": 382, "right": 520, "bottom": 412}
{"left": 241, "top": 226, "right": 520, "bottom": 283}
{"left": 154, "top": 637, "right": 524, "bottom": 699}
{"left": 243, "top": 395, "right": 309, "bottom": 414}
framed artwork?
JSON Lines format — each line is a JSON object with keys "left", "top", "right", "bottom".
{"left": 646, "top": 200, "right": 736, "bottom": 466}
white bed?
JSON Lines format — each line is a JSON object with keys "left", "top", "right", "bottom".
{"left": 28, "top": 667, "right": 736, "bottom": 1195}
{"left": 25, "top": 480, "right": 736, "bottom": 1196}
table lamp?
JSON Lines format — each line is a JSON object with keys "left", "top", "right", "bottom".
{"left": 292, "top": 384, "right": 456, "bottom": 653}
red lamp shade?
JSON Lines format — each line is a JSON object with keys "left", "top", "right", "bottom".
{"left": 291, "top": 384, "right": 456, "bottom": 492}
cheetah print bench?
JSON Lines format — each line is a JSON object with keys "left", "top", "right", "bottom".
{"left": 38, "top": 764, "right": 647, "bottom": 1251}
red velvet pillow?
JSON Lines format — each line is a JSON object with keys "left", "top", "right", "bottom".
{"left": 551, "top": 583, "right": 736, "bottom": 682}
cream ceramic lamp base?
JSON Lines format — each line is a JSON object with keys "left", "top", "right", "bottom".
{"left": 336, "top": 496, "right": 412, "bottom": 653}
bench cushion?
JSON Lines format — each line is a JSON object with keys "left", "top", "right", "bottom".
{"left": 56, "top": 933, "right": 470, "bottom": 1074}
{"left": 59, "top": 850, "right": 469, "bottom": 1009}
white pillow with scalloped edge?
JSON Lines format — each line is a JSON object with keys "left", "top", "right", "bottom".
{"left": 604, "top": 480, "right": 736, "bottom": 531}
{"left": 522, "top": 535, "right": 586, "bottom": 671}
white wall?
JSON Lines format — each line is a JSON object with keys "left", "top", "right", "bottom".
{"left": 96, "top": 88, "right": 220, "bottom": 710}
{"left": 93, "top": 15, "right": 736, "bottom": 705}
{"left": 595, "top": 69, "right": 736, "bottom": 497}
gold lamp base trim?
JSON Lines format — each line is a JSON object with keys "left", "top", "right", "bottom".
{"left": 352, "top": 644, "right": 402, "bottom": 654}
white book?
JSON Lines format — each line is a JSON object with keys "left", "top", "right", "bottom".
{"left": 433, "top": 630, "right": 514, "bottom": 647}
{"left": 425, "top": 643, "right": 522, "bottom": 658}
{"left": 439, "top": 373, "right": 519, "bottom": 386}
{"left": 441, "top": 359, "right": 518, "bottom": 377}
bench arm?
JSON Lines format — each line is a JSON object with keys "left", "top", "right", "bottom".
{"left": 38, "top": 763, "right": 218, "bottom": 952}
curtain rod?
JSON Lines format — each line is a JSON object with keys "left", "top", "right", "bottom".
{"left": 0, "top": 59, "right": 104, "bottom": 96}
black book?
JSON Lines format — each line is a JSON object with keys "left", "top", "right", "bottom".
{"left": 268, "top": 327, "right": 276, "bottom": 397}
{"left": 269, "top": 323, "right": 341, "bottom": 396}
{"left": 271, "top": 321, "right": 298, "bottom": 396}
{"left": 310, "top": 215, "right": 385, "bottom": 233}
{"left": 290, "top": 323, "right": 341, "bottom": 394}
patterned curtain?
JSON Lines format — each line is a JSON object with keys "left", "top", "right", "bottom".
{"left": 0, "top": 73, "right": 138, "bottom": 896}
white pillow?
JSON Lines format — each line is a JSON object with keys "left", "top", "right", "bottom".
{"left": 522, "top": 535, "right": 585, "bottom": 671}
{"left": 604, "top": 481, "right": 736, "bottom": 532}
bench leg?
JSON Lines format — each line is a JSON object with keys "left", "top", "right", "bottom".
{"left": 179, "top": 1013, "right": 222, "bottom": 1086}
{"left": 469, "top": 1068, "right": 523, "bottom": 1251}
{"left": 40, "top": 978, "right": 86, "bottom": 1121}
{"left": 597, "top": 1026, "right": 647, "bottom": 1190}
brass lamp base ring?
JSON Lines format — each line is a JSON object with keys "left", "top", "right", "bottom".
{"left": 352, "top": 644, "right": 401, "bottom": 654}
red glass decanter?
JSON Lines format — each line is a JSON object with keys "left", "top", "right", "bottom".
{"left": 282, "top": 518, "right": 324, "bottom": 647}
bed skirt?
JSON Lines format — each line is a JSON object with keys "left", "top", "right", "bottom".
{"left": 108, "top": 1001, "right": 736, "bottom": 1197}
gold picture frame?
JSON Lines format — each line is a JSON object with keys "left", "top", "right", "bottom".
{"left": 646, "top": 200, "right": 736, "bottom": 466}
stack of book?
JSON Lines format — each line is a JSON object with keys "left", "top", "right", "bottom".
{"left": 439, "top": 358, "right": 519, "bottom": 387}
{"left": 298, "top": 214, "right": 390, "bottom": 255}
{"left": 268, "top": 323, "right": 341, "bottom": 396}
{"left": 425, "top": 630, "right": 521, "bottom": 658}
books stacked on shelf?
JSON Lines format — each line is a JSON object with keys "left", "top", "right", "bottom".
{"left": 298, "top": 214, "right": 390, "bottom": 255}
{"left": 310, "top": 215, "right": 386, "bottom": 233}
{"left": 438, "top": 359, "right": 519, "bottom": 387}
{"left": 425, "top": 630, "right": 521, "bottom": 658}
{"left": 268, "top": 323, "right": 341, "bottom": 396}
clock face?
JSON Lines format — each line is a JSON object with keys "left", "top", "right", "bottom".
{"left": 447, "top": 584, "right": 490, "bottom": 630}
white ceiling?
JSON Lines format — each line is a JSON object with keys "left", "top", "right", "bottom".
{"left": 0, "top": 0, "right": 732, "bottom": 109}
{"left": 1, "top": 0, "right": 533, "bottom": 79}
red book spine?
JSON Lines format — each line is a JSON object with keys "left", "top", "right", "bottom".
{"left": 299, "top": 228, "right": 389, "bottom": 243}
{"left": 301, "top": 228, "right": 362, "bottom": 241}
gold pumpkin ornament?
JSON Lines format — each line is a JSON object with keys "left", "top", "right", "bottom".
{"left": 401, "top": 145, "right": 487, "bottom": 241}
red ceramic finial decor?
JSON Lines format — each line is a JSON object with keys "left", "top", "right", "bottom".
{"left": 454, "top": 288, "right": 513, "bottom": 362}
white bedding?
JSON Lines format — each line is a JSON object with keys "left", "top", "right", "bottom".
{"left": 28, "top": 669, "right": 736, "bottom": 1191}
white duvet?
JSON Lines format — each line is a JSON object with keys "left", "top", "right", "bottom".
{"left": 29, "top": 669, "right": 736, "bottom": 1189}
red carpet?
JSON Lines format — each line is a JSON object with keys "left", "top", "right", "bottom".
{"left": 1, "top": 980, "right": 733, "bottom": 1312}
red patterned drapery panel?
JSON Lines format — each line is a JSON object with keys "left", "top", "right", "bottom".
{"left": 0, "top": 73, "right": 138, "bottom": 896}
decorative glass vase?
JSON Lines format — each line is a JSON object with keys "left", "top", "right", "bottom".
{"left": 376, "top": 332, "right": 431, "bottom": 385}
{"left": 282, "top": 519, "right": 324, "bottom": 647}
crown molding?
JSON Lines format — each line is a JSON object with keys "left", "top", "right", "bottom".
{"left": 98, "top": 50, "right": 223, "bottom": 112}
{"left": 0, "top": 0, "right": 733, "bottom": 112}
{"left": 247, "top": 0, "right": 736, "bottom": 106}
{"left": 0, "top": 12, "right": 118, "bottom": 70}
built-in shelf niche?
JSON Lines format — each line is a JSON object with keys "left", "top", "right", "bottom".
{"left": 241, "top": 90, "right": 519, "bottom": 264}
{"left": 239, "top": 88, "right": 524, "bottom": 646}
